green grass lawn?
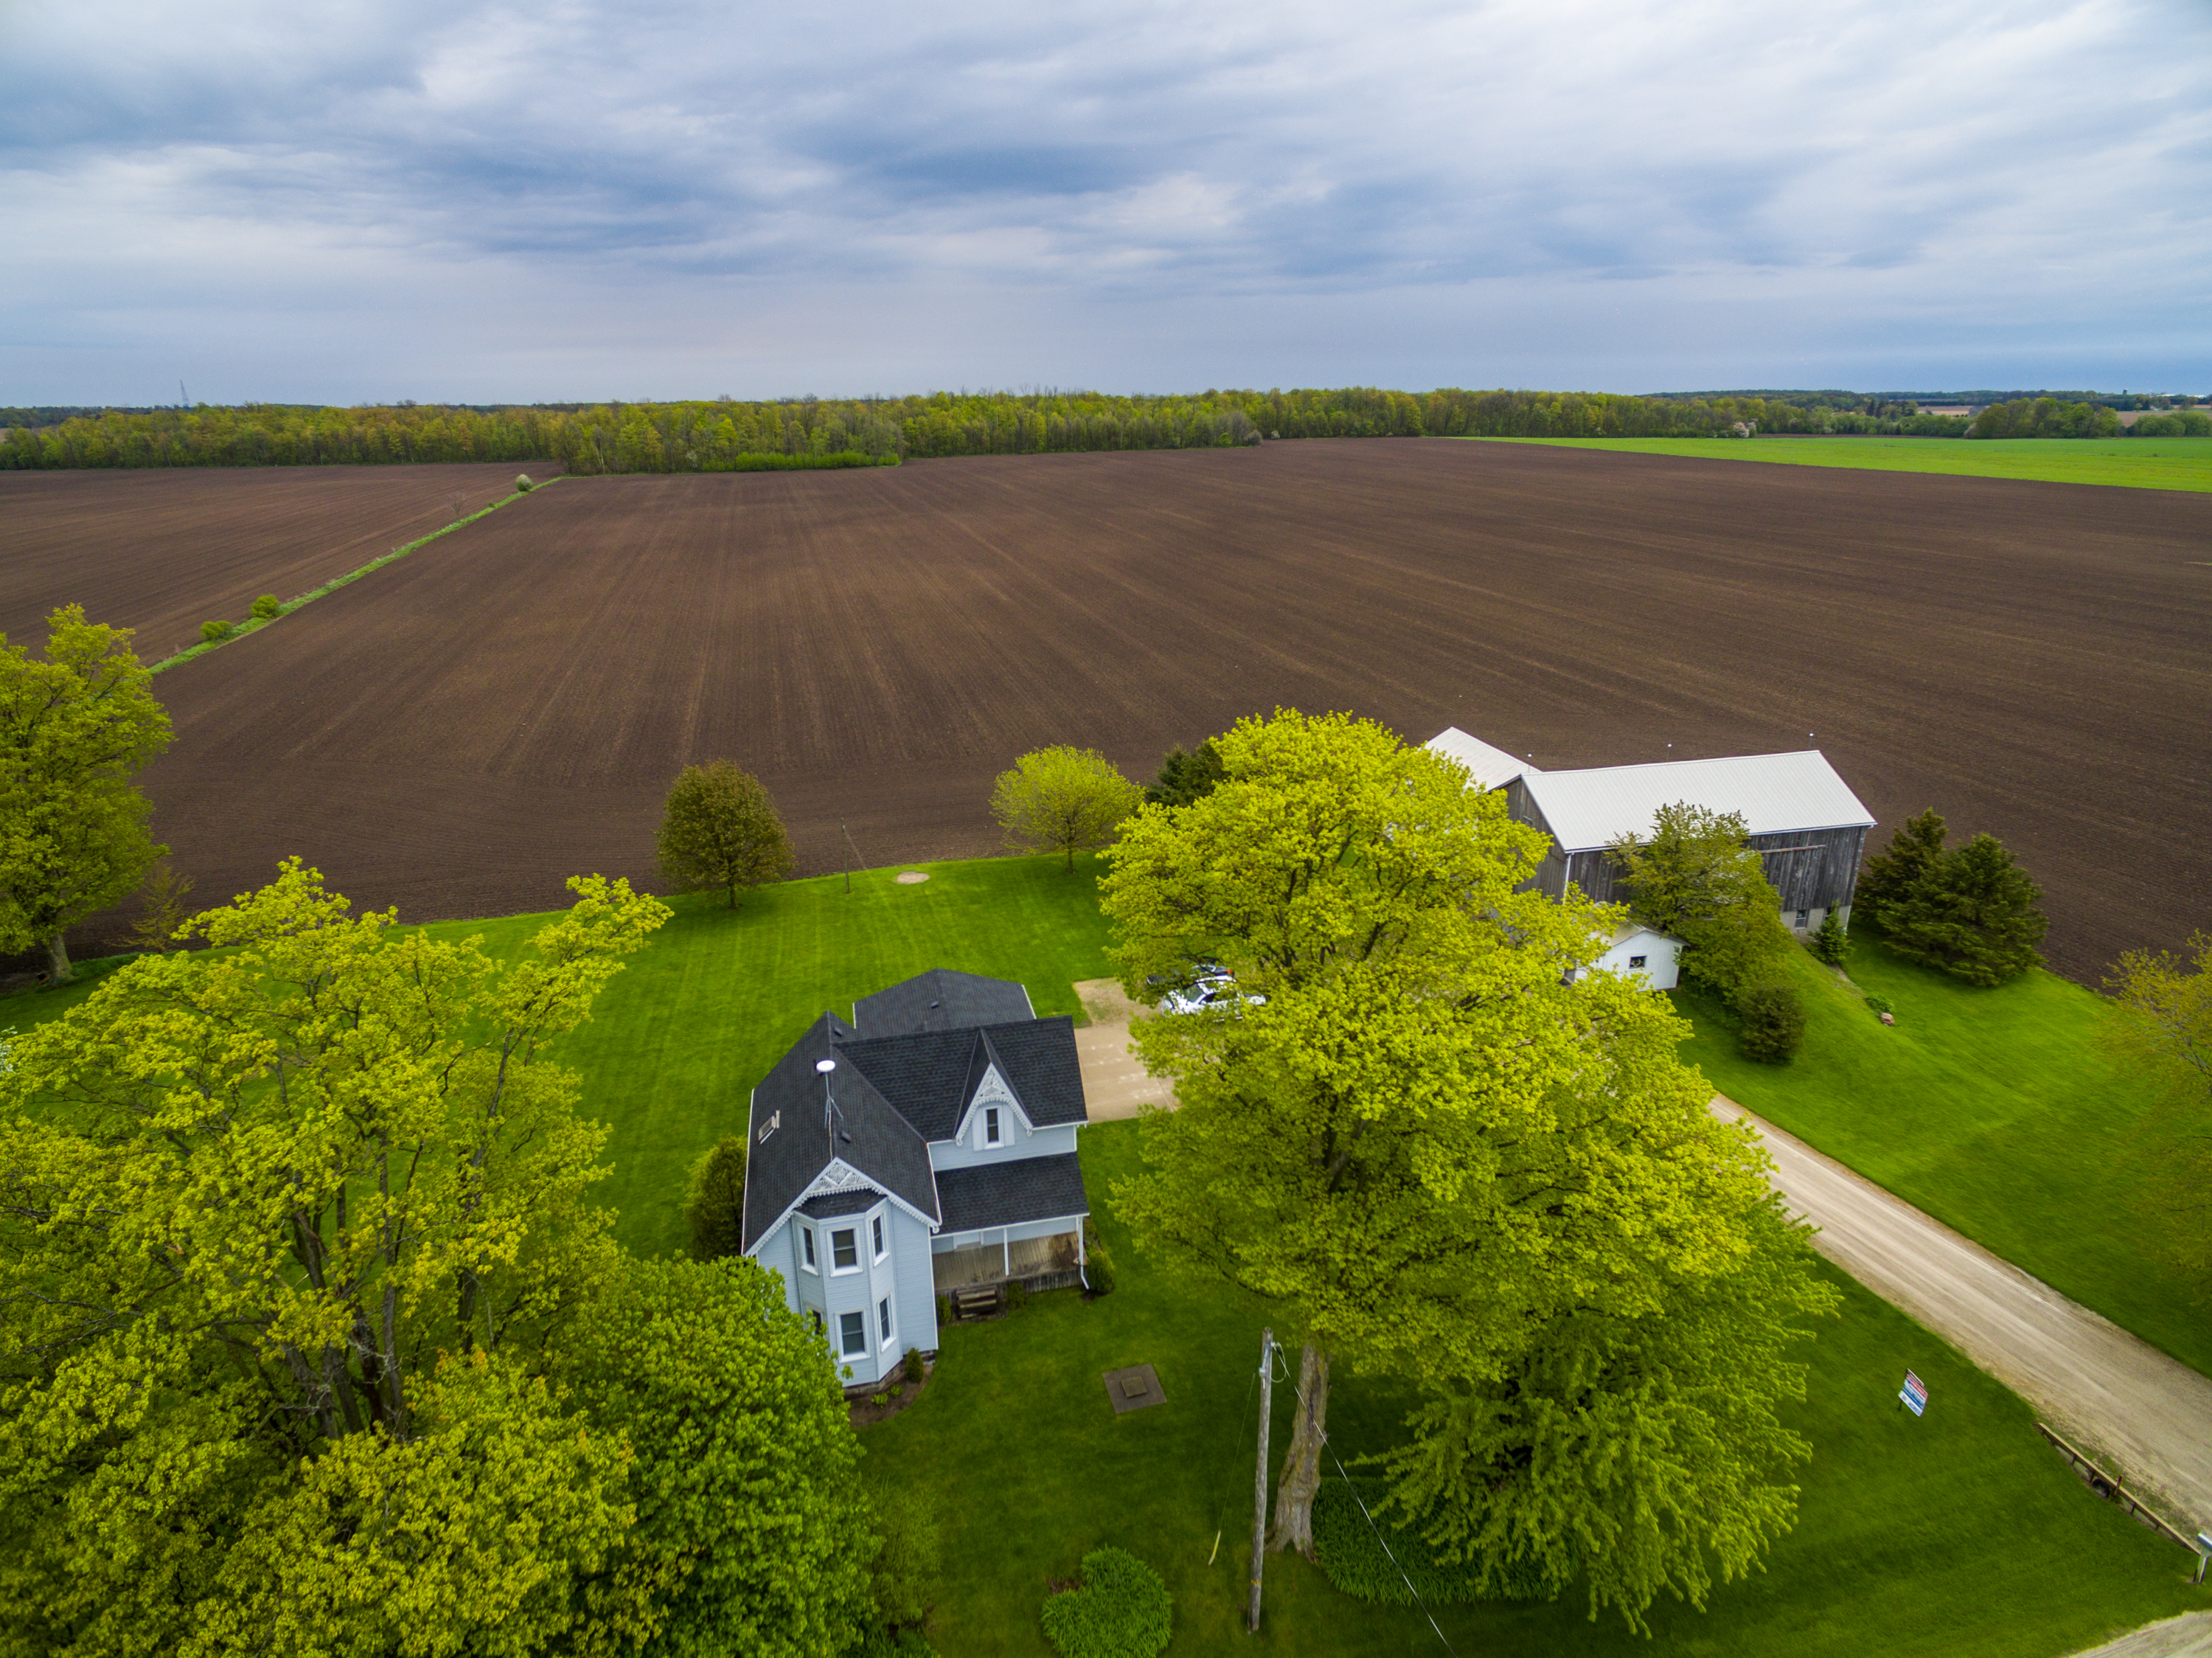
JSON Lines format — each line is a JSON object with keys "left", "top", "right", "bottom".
{"left": 423, "top": 853, "right": 1116, "bottom": 1257}
{"left": 863, "top": 1118, "right": 2202, "bottom": 1657}
{"left": 1674, "top": 930, "right": 2212, "bottom": 1377}
{"left": 1460, "top": 434, "right": 2212, "bottom": 491}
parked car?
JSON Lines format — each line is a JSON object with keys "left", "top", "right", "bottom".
{"left": 1146, "top": 957, "right": 1226, "bottom": 993}
{"left": 1160, "top": 974, "right": 1266, "bottom": 1016}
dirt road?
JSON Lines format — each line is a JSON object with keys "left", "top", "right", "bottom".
{"left": 1716, "top": 1096, "right": 2212, "bottom": 1533}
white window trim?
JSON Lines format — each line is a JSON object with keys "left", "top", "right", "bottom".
{"left": 877, "top": 1294, "right": 896, "bottom": 1349}
{"left": 984, "top": 1106, "right": 1002, "bottom": 1148}
{"left": 838, "top": 1309, "right": 868, "bottom": 1357}
{"left": 829, "top": 1226, "right": 863, "bottom": 1276}
{"left": 872, "top": 1212, "right": 888, "bottom": 1262}
{"left": 798, "top": 1224, "right": 818, "bottom": 1274}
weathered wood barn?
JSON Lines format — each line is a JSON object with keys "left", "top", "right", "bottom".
{"left": 1427, "top": 729, "right": 1878, "bottom": 934}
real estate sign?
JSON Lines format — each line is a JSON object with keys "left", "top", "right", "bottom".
{"left": 1900, "top": 1370, "right": 1928, "bottom": 1417}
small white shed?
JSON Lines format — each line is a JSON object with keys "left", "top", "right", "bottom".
{"left": 1593, "top": 923, "right": 1680, "bottom": 991}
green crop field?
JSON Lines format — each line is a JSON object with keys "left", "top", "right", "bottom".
{"left": 1675, "top": 928, "right": 2212, "bottom": 1378}
{"left": 1464, "top": 434, "right": 2212, "bottom": 491}
{"left": 863, "top": 1119, "right": 2202, "bottom": 1657}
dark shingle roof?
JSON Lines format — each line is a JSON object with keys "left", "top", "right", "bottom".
{"left": 854, "top": 969, "right": 1033, "bottom": 1037}
{"left": 838, "top": 1016, "right": 1085, "bottom": 1141}
{"left": 740, "top": 1013, "right": 939, "bottom": 1253}
{"left": 935, "top": 1153, "right": 1091, "bottom": 1234}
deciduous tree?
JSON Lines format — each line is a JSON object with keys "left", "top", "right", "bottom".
{"left": 0, "top": 861, "right": 669, "bottom": 1654}
{"left": 657, "top": 761, "right": 795, "bottom": 907}
{"left": 0, "top": 606, "right": 172, "bottom": 979}
{"left": 990, "top": 746, "right": 1142, "bottom": 872}
{"left": 1607, "top": 802, "right": 1792, "bottom": 1002}
{"left": 2105, "top": 933, "right": 2212, "bottom": 1294}
{"left": 1382, "top": 1203, "right": 1833, "bottom": 1630}
{"left": 1102, "top": 712, "right": 1777, "bottom": 1557}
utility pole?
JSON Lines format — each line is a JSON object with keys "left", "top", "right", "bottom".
{"left": 1248, "top": 1328, "right": 1274, "bottom": 1634}
{"left": 841, "top": 821, "right": 858, "bottom": 894}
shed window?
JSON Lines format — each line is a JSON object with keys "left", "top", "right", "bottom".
{"left": 985, "top": 1106, "right": 1002, "bottom": 1146}
{"left": 831, "top": 1229, "right": 859, "bottom": 1272}
{"left": 878, "top": 1296, "right": 894, "bottom": 1346}
{"left": 1628, "top": 954, "right": 1646, "bottom": 969}
{"left": 839, "top": 1311, "right": 866, "bottom": 1356}
{"left": 1795, "top": 910, "right": 1809, "bottom": 928}
{"left": 799, "top": 1227, "right": 818, "bottom": 1272}
{"left": 872, "top": 1215, "right": 886, "bottom": 1260}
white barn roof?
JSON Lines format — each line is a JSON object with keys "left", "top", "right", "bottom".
{"left": 1425, "top": 726, "right": 1542, "bottom": 790}
{"left": 1521, "top": 751, "right": 1874, "bottom": 853}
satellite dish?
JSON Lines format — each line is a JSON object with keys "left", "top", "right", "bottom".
{"left": 815, "top": 1058, "right": 837, "bottom": 1075}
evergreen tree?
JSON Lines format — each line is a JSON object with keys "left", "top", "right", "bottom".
{"left": 1883, "top": 832, "right": 2048, "bottom": 985}
{"left": 657, "top": 762, "right": 796, "bottom": 907}
{"left": 684, "top": 1134, "right": 749, "bottom": 1260}
{"left": 1144, "top": 740, "right": 1225, "bottom": 808}
{"left": 1737, "top": 981, "right": 1808, "bottom": 1061}
{"left": 1856, "top": 809, "right": 1947, "bottom": 928}
{"left": 1809, "top": 906, "right": 1851, "bottom": 967}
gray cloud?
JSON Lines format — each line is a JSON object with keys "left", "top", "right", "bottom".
{"left": 1, "top": 0, "right": 2207, "bottom": 400}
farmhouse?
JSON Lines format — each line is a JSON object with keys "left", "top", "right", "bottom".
{"left": 739, "top": 968, "right": 1092, "bottom": 1387}
{"left": 1427, "top": 728, "right": 1878, "bottom": 936}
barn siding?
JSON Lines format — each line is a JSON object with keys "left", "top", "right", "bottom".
{"left": 1503, "top": 780, "right": 1571, "bottom": 901}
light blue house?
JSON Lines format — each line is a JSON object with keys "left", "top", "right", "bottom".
{"left": 739, "top": 970, "right": 1093, "bottom": 1388}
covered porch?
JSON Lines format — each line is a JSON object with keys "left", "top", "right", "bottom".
{"left": 931, "top": 1223, "right": 1084, "bottom": 1294}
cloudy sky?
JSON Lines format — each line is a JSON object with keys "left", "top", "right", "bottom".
{"left": 3, "top": 0, "right": 2206, "bottom": 403}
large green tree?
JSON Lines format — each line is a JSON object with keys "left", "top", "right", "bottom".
{"left": 1101, "top": 712, "right": 1780, "bottom": 1557}
{"left": 1607, "top": 802, "right": 1792, "bottom": 1002}
{"left": 2105, "top": 933, "right": 2212, "bottom": 1294}
{"left": 990, "top": 746, "right": 1142, "bottom": 872}
{"left": 1382, "top": 1203, "right": 1832, "bottom": 1628}
{"left": 1882, "top": 831, "right": 2047, "bottom": 985}
{"left": 0, "top": 606, "right": 173, "bottom": 980}
{"left": 571, "top": 1255, "right": 875, "bottom": 1658}
{"left": 656, "top": 761, "right": 795, "bottom": 908}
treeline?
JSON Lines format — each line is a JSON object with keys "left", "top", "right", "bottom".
{"left": 1968, "top": 398, "right": 2124, "bottom": 439}
{"left": 15, "top": 383, "right": 2197, "bottom": 471}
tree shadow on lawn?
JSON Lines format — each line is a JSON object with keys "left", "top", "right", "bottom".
{"left": 858, "top": 1120, "right": 2201, "bottom": 1657}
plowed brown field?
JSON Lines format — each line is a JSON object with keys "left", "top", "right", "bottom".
{"left": 0, "top": 463, "right": 552, "bottom": 656}
{"left": 131, "top": 440, "right": 2209, "bottom": 980}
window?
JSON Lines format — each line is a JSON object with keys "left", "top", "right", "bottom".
{"left": 839, "top": 1311, "right": 866, "bottom": 1356}
{"left": 831, "top": 1228, "right": 859, "bottom": 1272}
{"left": 808, "top": 1309, "right": 823, "bottom": 1335}
{"left": 872, "top": 1215, "right": 886, "bottom": 1259}
{"left": 1795, "top": 909, "right": 1809, "bottom": 928}
{"left": 1628, "top": 954, "right": 1646, "bottom": 969}
{"left": 985, "top": 1106, "right": 1001, "bottom": 1146}
{"left": 878, "top": 1296, "right": 893, "bottom": 1346}
{"left": 799, "top": 1227, "right": 818, "bottom": 1273}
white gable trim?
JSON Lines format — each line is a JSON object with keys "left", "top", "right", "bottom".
{"left": 747, "top": 1166, "right": 942, "bottom": 1261}
{"left": 953, "top": 1061, "right": 1037, "bottom": 1145}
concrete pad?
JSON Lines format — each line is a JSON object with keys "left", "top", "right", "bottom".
{"left": 1103, "top": 1363, "right": 1166, "bottom": 1414}
{"left": 1074, "top": 977, "right": 1178, "bottom": 1121}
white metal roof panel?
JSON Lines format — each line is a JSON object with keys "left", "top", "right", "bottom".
{"left": 1425, "top": 727, "right": 1542, "bottom": 790}
{"left": 1522, "top": 751, "right": 1874, "bottom": 853}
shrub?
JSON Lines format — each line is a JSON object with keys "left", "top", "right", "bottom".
{"left": 1864, "top": 993, "right": 1894, "bottom": 1017}
{"left": 250, "top": 594, "right": 281, "bottom": 620}
{"left": 199, "top": 619, "right": 233, "bottom": 643}
{"left": 936, "top": 1295, "right": 952, "bottom": 1328}
{"left": 1039, "top": 1547, "right": 1171, "bottom": 1658}
{"left": 1004, "top": 1280, "right": 1028, "bottom": 1314}
{"left": 683, "top": 1134, "right": 748, "bottom": 1260}
{"left": 1083, "top": 1226, "right": 1117, "bottom": 1297}
{"left": 1737, "top": 982, "right": 1806, "bottom": 1062}
{"left": 855, "top": 1630, "right": 939, "bottom": 1658}
{"left": 514, "top": 473, "right": 535, "bottom": 491}
{"left": 868, "top": 1485, "right": 944, "bottom": 1632}
{"left": 1809, "top": 908, "right": 1851, "bottom": 967}
{"left": 903, "top": 1347, "right": 925, "bottom": 1384}
{"left": 1312, "top": 1476, "right": 1560, "bottom": 1605}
